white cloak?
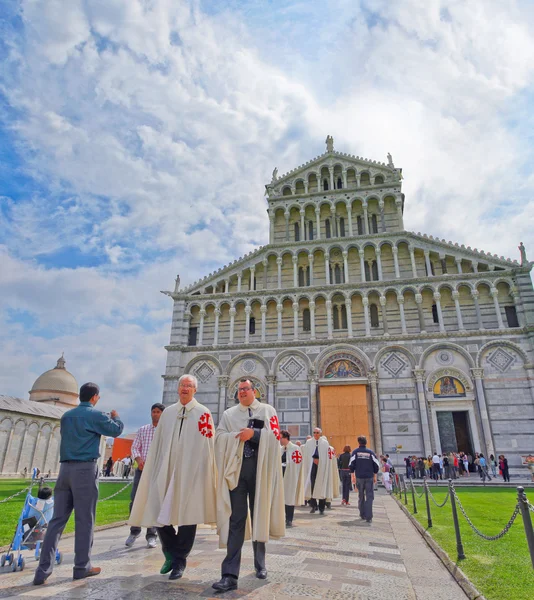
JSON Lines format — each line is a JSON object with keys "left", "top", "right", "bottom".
{"left": 129, "top": 398, "right": 217, "bottom": 528}
{"left": 215, "top": 399, "right": 285, "bottom": 547}
{"left": 282, "top": 441, "right": 304, "bottom": 507}
{"left": 302, "top": 437, "right": 332, "bottom": 500}
{"left": 328, "top": 446, "right": 341, "bottom": 500}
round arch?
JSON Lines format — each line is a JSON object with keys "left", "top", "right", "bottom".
{"left": 476, "top": 340, "right": 528, "bottom": 368}
{"left": 225, "top": 351, "right": 271, "bottom": 377}
{"left": 418, "top": 342, "right": 475, "bottom": 369}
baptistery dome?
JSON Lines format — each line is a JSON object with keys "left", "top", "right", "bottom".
{"left": 29, "top": 355, "right": 79, "bottom": 407}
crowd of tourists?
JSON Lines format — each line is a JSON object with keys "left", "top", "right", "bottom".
{"left": 402, "top": 451, "right": 510, "bottom": 482}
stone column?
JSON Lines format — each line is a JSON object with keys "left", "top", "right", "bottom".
{"left": 276, "top": 257, "right": 282, "bottom": 289}
{"left": 304, "top": 180, "right": 309, "bottom": 194}
{"left": 368, "top": 370, "right": 383, "bottom": 456}
{"left": 249, "top": 266, "right": 255, "bottom": 291}
{"left": 263, "top": 259, "right": 268, "bottom": 289}
{"left": 29, "top": 430, "right": 41, "bottom": 472}
{"left": 363, "top": 297, "right": 371, "bottom": 336}
{"left": 292, "top": 256, "right": 298, "bottom": 287}
{"left": 356, "top": 174, "right": 361, "bottom": 187}
{"left": 415, "top": 293, "right": 426, "bottom": 333}
{"left": 309, "top": 375, "right": 319, "bottom": 427}
{"left": 360, "top": 252, "right": 366, "bottom": 282}
{"left": 269, "top": 214, "right": 275, "bottom": 244}
{"left": 491, "top": 287, "right": 505, "bottom": 329}
{"left": 326, "top": 300, "right": 333, "bottom": 339}
{"left": 413, "top": 369, "right": 432, "bottom": 456}
{"left": 347, "top": 203, "right": 353, "bottom": 236}
{"left": 260, "top": 304, "right": 267, "bottom": 343}
{"left": 471, "top": 368, "right": 495, "bottom": 458}
{"left": 237, "top": 272, "right": 242, "bottom": 292}
{"left": 452, "top": 291, "right": 465, "bottom": 331}
{"left": 342, "top": 169, "right": 348, "bottom": 189}
{"left": 471, "top": 290, "right": 484, "bottom": 329}
{"left": 409, "top": 246, "right": 418, "bottom": 278}
{"left": 363, "top": 201, "right": 369, "bottom": 234}
{"left": 342, "top": 250, "right": 349, "bottom": 284}
{"left": 376, "top": 247, "right": 383, "bottom": 280}
{"left": 184, "top": 313, "right": 192, "bottom": 345}
{"left": 198, "top": 308, "right": 206, "bottom": 345}
{"left": 267, "top": 375, "right": 277, "bottom": 406}
{"left": 329, "top": 166, "right": 334, "bottom": 190}
{"left": 397, "top": 295, "right": 407, "bottom": 334}
{"left": 0, "top": 428, "right": 14, "bottom": 473}
{"left": 440, "top": 255, "right": 447, "bottom": 274}
{"left": 330, "top": 207, "right": 337, "bottom": 237}
{"left": 380, "top": 295, "right": 389, "bottom": 336}
{"left": 510, "top": 288, "right": 524, "bottom": 327}
{"left": 424, "top": 250, "right": 433, "bottom": 276}
{"left": 228, "top": 306, "right": 236, "bottom": 345}
{"left": 217, "top": 376, "right": 229, "bottom": 419}
{"left": 325, "top": 256, "right": 331, "bottom": 285}
{"left": 472, "top": 261, "right": 478, "bottom": 273}
{"left": 224, "top": 279, "right": 229, "bottom": 293}
{"left": 308, "top": 254, "right": 314, "bottom": 286}
{"left": 379, "top": 199, "right": 386, "bottom": 232}
{"left": 285, "top": 211, "right": 290, "bottom": 242}
{"left": 302, "top": 301, "right": 312, "bottom": 343}
{"left": 245, "top": 305, "right": 251, "bottom": 344}
{"left": 300, "top": 209, "right": 305, "bottom": 240}
{"left": 315, "top": 207, "right": 321, "bottom": 240}
{"left": 433, "top": 292, "right": 446, "bottom": 333}
{"left": 213, "top": 308, "right": 221, "bottom": 346}
{"left": 395, "top": 197, "right": 404, "bottom": 230}
{"left": 455, "top": 258, "right": 463, "bottom": 274}
{"left": 293, "top": 301, "right": 299, "bottom": 341}
{"left": 392, "top": 246, "right": 400, "bottom": 278}
{"left": 345, "top": 293, "right": 353, "bottom": 337}
{"left": 277, "top": 303, "right": 283, "bottom": 341}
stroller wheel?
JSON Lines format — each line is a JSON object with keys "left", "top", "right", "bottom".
{"left": 7, "top": 554, "right": 14, "bottom": 566}
{"left": 11, "top": 560, "right": 17, "bottom": 572}
{"left": 56, "top": 551, "right": 62, "bottom": 565}
{"left": 19, "top": 557, "right": 25, "bottom": 571}
{"left": 0, "top": 554, "right": 6, "bottom": 567}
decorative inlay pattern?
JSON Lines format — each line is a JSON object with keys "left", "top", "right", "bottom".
{"left": 194, "top": 361, "right": 215, "bottom": 383}
{"left": 381, "top": 353, "right": 408, "bottom": 378}
{"left": 487, "top": 348, "right": 515, "bottom": 373}
{"left": 436, "top": 350, "right": 453, "bottom": 366}
{"left": 280, "top": 357, "right": 305, "bottom": 380}
{"left": 242, "top": 359, "right": 256, "bottom": 373}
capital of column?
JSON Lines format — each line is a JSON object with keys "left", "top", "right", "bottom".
{"left": 368, "top": 370, "right": 378, "bottom": 384}
{"left": 395, "top": 198, "right": 402, "bottom": 207}
{"left": 308, "top": 254, "right": 314, "bottom": 263}
{"left": 325, "top": 300, "right": 332, "bottom": 309}
{"left": 229, "top": 307, "right": 236, "bottom": 316}
{"left": 423, "top": 250, "right": 430, "bottom": 258}
{"left": 343, "top": 292, "right": 351, "bottom": 301}
{"left": 413, "top": 368, "right": 425, "bottom": 383}
{"left": 471, "top": 368, "right": 484, "bottom": 380}
{"left": 379, "top": 295, "right": 386, "bottom": 306}
{"left": 379, "top": 199, "right": 384, "bottom": 210}
{"left": 284, "top": 211, "right": 290, "bottom": 219}
{"left": 262, "top": 258, "right": 268, "bottom": 267}
{"left": 330, "top": 206, "right": 336, "bottom": 215}
{"left": 315, "top": 207, "right": 320, "bottom": 215}
{"left": 214, "top": 308, "right": 221, "bottom": 316}
{"left": 362, "top": 200, "right": 368, "bottom": 208}
{"left": 276, "top": 257, "right": 283, "bottom": 265}
{"left": 375, "top": 247, "right": 381, "bottom": 256}
{"left": 245, "top": 305, "right": 252, "bottom": 315}
{"left": 292, "top": 256, "right": 298, "bottom": 264}
{"left": 471, "top": 290, "right": 479, "bottom": 299}
{"left": 342, "top": 250, "right": 348, "bottom": 259}
{"left": 299, "top": 208, "right": 305, "bottom": 216}
{"left": 510, "top": 287, "right": 519, "bottom": 299}
{"left": 250, "top": 265, "right": 256, "bottom": 273}
{"left": 415, "top": 293, "right": 423, "bottom": 304}
{"left": 276, "top": 303, "right": 283, "bottom": 313}
{"left": 199, "top": 308, "right": 206, "bottom": 316}
{"left": 490, "top": 287, "right": 498, "bottom": 298}
{"left": 433, "top": 292, "right": 441, "bottom": 301}
{"left": 309, "top": 301, "right": 316, "bottom": 310}
{"left": 217, "top": 375, "right": 230, "bottom": 388}
{"left": 260, "top": 304, "right": 267, "bottom": 314}
{"left": 266, "top": 375, "right": 277, "bottom": 385}
{"left": 392, "top": 246, "right": 398, "bottom": 255}
{"left": 396, "top": 295, "right": 404, "bottom": 304}
{"left": 292, "top": 301, "right": 299, "bottom": 311}
{"left": 362, "top": 297, "right": 369, "bottom": 307}
{"left": 452, "top": 291, "right": 460, "bottom": 300}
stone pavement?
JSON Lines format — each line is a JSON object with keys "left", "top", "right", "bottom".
{"left": 0, "top": 492, "right": 467, "bottom": 600}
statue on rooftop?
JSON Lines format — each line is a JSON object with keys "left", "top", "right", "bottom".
{"left": 174, "top": 274, "right": 181, "bottom": 292}
{"left": 271, "top": 167, "right": 278, "bottom": 182}
{"left": 387, "top": 152, "right": 394, "bottom": 168}
{"left": 519, "top": 242, "right": 527, "bottom": 265}
{"left": 325, "top": 135, "right": 334, "bottom": 152}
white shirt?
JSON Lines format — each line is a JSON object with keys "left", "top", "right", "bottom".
{"left": 432, "top": 454, "right": 440, "bottom": 464}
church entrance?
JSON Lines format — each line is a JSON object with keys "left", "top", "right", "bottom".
{"left": 436, "top": 410, "right": 474, "bottom": 455}
{"left": 318, "top": 383, "right": 370, "bottom": 454}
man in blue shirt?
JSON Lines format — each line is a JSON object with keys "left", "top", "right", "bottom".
{"left": 34, "top": 382, "right": 123, "bottom": 585}
{"left": 349, "top": 436, "right": 380, "bottom": 523}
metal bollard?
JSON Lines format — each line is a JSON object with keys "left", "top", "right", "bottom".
{"left": 411, "top": 479, "right": 417, "bottom": 514}
{"left": 517, "top": 486, "right": 534, "bottom": 569}
{"left": 449, "top": 479, "right": 465, "bottom": 560}
{"left": 424, "top": 479, "right": 432, "bottom": 528}
{"left": 402, "top": 475, "right": 408, "bottom": 505}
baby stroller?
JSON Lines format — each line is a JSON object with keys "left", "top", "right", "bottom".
{"left": 0, "top": 478, "right": 62, "bottom": 572}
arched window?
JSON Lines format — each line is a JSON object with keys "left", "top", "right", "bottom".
{"left": 337, "top": 177, "right": 343, "bottom": 189}
{"left": 298, "top": 266, "right": 305, "bottom": 287}
{"left": 282, "top": 186, "right": 292, "bottom": 196}
{"left": 357, "top": 216, "right": 364, "bottom": 235}
{"left": 432, "top": 304, "right": 439, "bottom": 324}
{"left": 364, "top": 261, "right": 370, "bottom": 281}
{"left": 188, "top": 327, "right": 198, "bottom": 346}
{"left": 341, "top": 304, "right": 347, "bottom": 329}
{"left": 339, "top": 217, "right": 345, "bottom": 237}
{"left": 372, "top": 260, "right": 379, "bottom": 281}
{"left": 334, "top": 264, "right": 342, "bottom": 284}
{"left": 294, "top": 222, "right": 300, "bottom": 242}
{"left": 505, "top": 306, "right": 519, "bottom": 328}
{"left": 375, "top": 175, "right": 384, "bottom": 185}
{"left": 303, "top": 308, "right": 311, "bottom": 331}
{"left": 333, "top": 305, "right": 340, "bottom": 329}
{"left": 249, "top": 317, "right": 256, "bottom": 334}
{"left": 308, "top": 221, "right": 314, "bottom": 240}
{"left": 323, "top": 179, "right": 329, "bottom": 191}
{"left": 369, "top": 214, "right": 378, "bottom": 234}
{"left": 325, "top": 219, "right": 331, "bottom": 239}
{"left": 306, "top": 265, "right": 310, "bottom": 286}
{"left": 370, "top": 304, "right": 379, "bottom": 328}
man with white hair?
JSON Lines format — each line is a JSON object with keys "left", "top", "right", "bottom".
{"left": 129, "top": 374, "right": 217, "bottom": 580}
{"left": 302, "top": 427, "right": 332, "bottom": 515}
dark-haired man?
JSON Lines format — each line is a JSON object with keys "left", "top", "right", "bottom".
{"left": 349, "top": 435, "right": 380, "bottom": 524}
{"left": 34, "top": 382, "right": 123, "bottom": 585}
{"left": 125, "top": 403, "right": 165, "bottom": 550}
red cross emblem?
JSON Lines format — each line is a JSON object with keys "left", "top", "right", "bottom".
{"left": 291, "top": 450, "right": 302, "bottom": 464}
{"left": 269, "top": 415, "right": 280, "bottom": 440}
{"left": 328, "top": 448, "right": 335, "bottom": 460}
{"left": 198, "top": 413, "right": 213, "bottom": 438}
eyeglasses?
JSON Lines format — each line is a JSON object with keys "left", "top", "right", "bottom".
{"left": 179, "top": 384, "right": 196, "bottom": 389}
{"left": 238, "top": 387, "right": 253, "bottom": 392}
{"left": 313, "top": 431, "right": 321, "bottom": 435}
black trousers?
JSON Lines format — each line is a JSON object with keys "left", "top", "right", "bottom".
{"left": 156, "top": 524, "right": 197, "bottom": 569}
{"left": 308, "top": 462, "right": 326, "bottom": 511}
{"left": 221, "top": 456, "right": 265, "bottom": 579}
{"left": 340, "top": 470, "right": 351, "bottom": 503}
{"left": 285, "top": 505, "right": 295, "bottom": 523}
{"left": 356, "top": 477, "right": 374, "bottom": 521}
{"left": 129, "top": 469, "right": 157, "bottom": 539}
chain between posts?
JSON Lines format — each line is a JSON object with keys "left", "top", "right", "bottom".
{"left": 0, "top": 483, "right": 33, "bottom": 504}
{"left": 411, "top": 479, "right": 424, "bottom": 498}
{"left": 97, "top": 479, "right": 133, "bottom": 502}
{"left": 425, "top": 481, "right": 450, "bottom": 508}
{"left": 451, "top": 483, "right": 520, "bottom": 541}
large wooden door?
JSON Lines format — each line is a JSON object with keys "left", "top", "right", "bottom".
{"left": 319, "top": 384, "right": 370, "bottom": 454}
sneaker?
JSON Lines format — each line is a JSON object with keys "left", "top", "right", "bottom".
{"left": 125, "top": 534, "right": 139, "bottom": 547}
{"left": 160, "top": 552, "right": 173, "bottom": 575}
{"left": 147, "top": 537, "right": 157, "bottom": 549}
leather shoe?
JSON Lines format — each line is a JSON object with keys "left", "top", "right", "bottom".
{"left": 285, "top": 520, "right": 293, "bottom": 528}
{"left": 160, "top": 552, "right": 173, "bottom": 575}
{"left": 73, "top": 567, "right": 101, "bottom": 580}
{"left": 169, "top": 565, "right": 185, "bottom": 580}
{"left": 212, "top": 575, "right": 238, "bottom": 592}
{"left": 310, "top": 507, "right": 317, "bottom": 513}
{"left": 256, "top": 568, "right": 267, "bottom": 579}
{"left": 33, "top": 576, "right": 48, "bottom": 586}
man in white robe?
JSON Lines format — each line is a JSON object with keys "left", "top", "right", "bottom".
{"left": 280, "top": 430, "right": 304, "bottom": 527}
{"left": 302, "top": 427, "right": 332, "bottom": 515}
{"left": 129, "top": 374, "right": 217, "bottom": 580}
{"left": 326, "top": 444, "right": 341, "bottom": 507}
{"left": 212, "top": 379, "right": 284, "bottom": 593}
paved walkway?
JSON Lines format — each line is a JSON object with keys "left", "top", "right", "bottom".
{"left": 0, "top": 492, "right": 467, "bottom": 600}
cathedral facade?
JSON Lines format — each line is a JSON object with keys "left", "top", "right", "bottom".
{"left": 162, "top": 140, "right": 534, "bottom": 473}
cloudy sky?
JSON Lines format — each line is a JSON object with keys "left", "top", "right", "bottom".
{"left": 1, "top": 0, "right": 534, "bottom": 432}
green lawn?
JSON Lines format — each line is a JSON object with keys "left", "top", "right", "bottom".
{"left": 0, "top": 479, "right": 132, "bottom": 548}
{"left": 400, "top": 484, "right": 534, "bottom": 600}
